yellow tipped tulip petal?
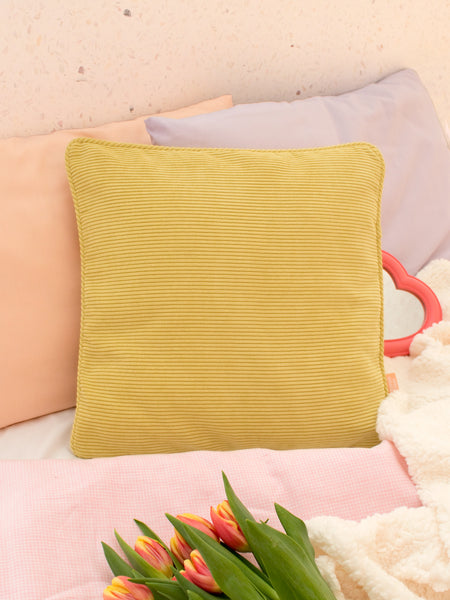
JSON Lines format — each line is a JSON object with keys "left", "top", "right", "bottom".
{"left": 134, "top": 536, "right": 173, "bottom": 577}
{"left": 103, "top": 575, "right": 153, "bottom": 600}
{"left": 170, "top": 529, "right": 193, "bottom": 564}
{"left": 210, "top": 500, "right": 250, "bottom": 552}
{"left": 176, "top": 513, "right": 219, "bottom": 542}
{"left": 170, "top": 512, "right": 219, "bottom": 564}
{"left": 181, "top": 550, "right": 222, "bottom": 595}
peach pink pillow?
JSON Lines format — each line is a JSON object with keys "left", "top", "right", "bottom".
{"left": 0, "top": 95, "right": 232, "bottom": 428}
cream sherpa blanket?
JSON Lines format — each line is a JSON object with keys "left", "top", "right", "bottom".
{"left": 308, "top": 259, "right": 450, "bottom": 600}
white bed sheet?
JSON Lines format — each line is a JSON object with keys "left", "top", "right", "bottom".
{"left": 0, "top": 408, "right": 76, "bottom": 459}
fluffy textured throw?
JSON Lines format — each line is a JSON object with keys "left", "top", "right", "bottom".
{"left": 308, "top": 259, "right": 450, "bottom": 599}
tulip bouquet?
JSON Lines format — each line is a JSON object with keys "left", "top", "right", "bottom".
{"left": 102, "top": 473, "right": 337, "bottom": 600}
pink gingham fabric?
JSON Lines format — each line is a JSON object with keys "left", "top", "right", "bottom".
{"left": 1, "top": 441, "right": 420, "bottom": 599}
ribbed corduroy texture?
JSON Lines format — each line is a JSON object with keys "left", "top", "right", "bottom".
{"left": 66, "top": 139, "right": 387, "bottom": 458}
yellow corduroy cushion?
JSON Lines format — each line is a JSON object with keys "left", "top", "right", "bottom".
{"left": 66, "top": 138, "right": 387, "bottom": 458}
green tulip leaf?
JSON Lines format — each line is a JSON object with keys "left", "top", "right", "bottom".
{"left": 187, "top": 592, "right": 206, "bottom": 600}
{"left": 225, "top": 546, "right": 271, "bottom": 586}
{"left": 101, "top": 541, "right": 136, "bottom": 578}
{"left": 245, "top": 521, "right": 337, "bottom": 600}
{"left": 221, "top": 473, "right": 266, "bottom": 573}
{"left": 114, "top": 530, "right": 168, "bottom": 580}
{"left": 134, "top": 519, "right": 165, "bottom": 544}
{"left": 222, "top": 473, "right": 257, "bottom": 538}
{"left": 167, "top": 516, "right": 278, "bottom": 600}
{"left": 141, "top": 578, "right": 187, "bottom": 600}
{"left": 274, "top": 504, "right": 317, "bottom": 567}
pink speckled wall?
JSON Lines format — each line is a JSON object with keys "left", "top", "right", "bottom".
{"left": 0, "top": 0, "right": 449, "bottom": 139}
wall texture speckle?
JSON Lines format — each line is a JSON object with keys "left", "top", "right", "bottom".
{"left": 0, "top": 0, "right": 449, "bottom": 139}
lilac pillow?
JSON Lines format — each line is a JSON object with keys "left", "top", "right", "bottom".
{"left": 145, "top": 69, "right": 450, "bottom": 275}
